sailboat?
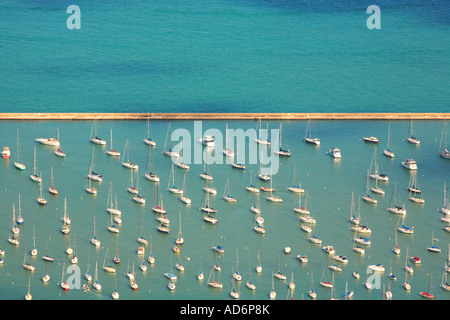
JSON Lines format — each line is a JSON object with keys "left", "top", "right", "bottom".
{"left": 85, "top": 172, "right": 97, "bottom": 195}
{"left": 441, "top": 183, "right": 450, "bottom": 215}
{"left": 308, "top": 270, "right": 317, "bottom": 299}
{"left": 48, "top": 165, "right": 58, "bottom": 195}
{"left": 167, "top": 164, "right": 183, "bottom": 194}
{"left": 408, "top": 172, "right": 425, "bottom": 204}
{"left": 250, "top": 192, "right": 261, "bottom": 214}
{"left": 106, "top": 182, "right": 122, "bottom": 216}
{"left": 207, "top": 266, "right": 223, "bottom": 289}
{"left": 404, "top": 247, "right": 414, "bottom": 274}
{"left": 30, "top": 227, "right": 37, "bottom": 256}
{"left": 420, "top": 273, "right": 435, "bottom": 299}
{"left": 222, "top": 178, "right": 236, "bottom": 202}
{"left": 393, "top": 229, "right": 401, "bottom": 255}
{"left": 286, "top": 164, "right": 304, "bottom": 193}
{"left": 200, "top": 190, "right": 218, "bottom": 214}
{"left": 383, "top": 122, "right": 395, "bottom": 158}
{"left": 407, "top": 119, "right": 420, "bottom": 144}
{"left": 274, "top": 256, "right": 287, "bottom": 280}
{"left": 368, "top": 148, "right": 389, "bottom": 181}
{"left": 319, "top": 267, "right": 333, "bottom": 288}
{"left": 147, "top": 235, "right": 155, "bottom": 264}
{"left": 10, "top": 204, "right": 20, "bottom": 235}
{"left": 265, "top": 171, "right": 282, "bottom": 203}
{"left": 122, "top": 139, "right": 138, "bottom": 169}
{"left": 102, "top": 247, "right": 116, "bottom": 273}
{"left": 132, "top": 174, "right": 146, "bottom": 204}
{"left": 387, "top": 182, "right": 407, "bottom": 215}
{"left": 293, "top": 191, "right": 310, "bottom": 214}
{"left": 441, "top": 260, "right": 450, "bottom": 291}
{"left": 179, "top": 173, "right": 191, "bottom": 204}
{"left": 23, "top": 250, "right": 35, "bottom": 271}
{"left": 245, "top": 166, "right": 259, "bottom": 193}
{"left": 439, "top": 119, "right": 450, "bottom": 159}
{"left": 152, "top": 184, "right": 167, "bottom": 214}
{"left": 90, "top": 119, "right": 106, "bottom": 145}
{"left": 426, "top": 232, "right": 441, "bottom": 253}
{"left": 273, "top": 123, "right": 291, "bottom": 157}
{"left": 255, "top": 117, "right": 270, "bottom": 145}
{"left": 87, "top": 146, "right": 103, "bottom": 182}
{"left": 14, "top": 129, "right": 26, "bottom": 170}
{"left": 396, "top": 215, "right": 414, "bottom": 235}
{"left": 246, "top": 262, "right": 256, "bottom": 290}
{"left": 90, "top": 216, "right": 101, "bottom": 247}
{"left": 176, "top": 142, "right": 190, "bottom": 169}
{"left": 304, "top": 119, "right": 320, "bottom": 145}
{"left": 112, "top": 276, "right": 120, "bottom": 299}
{"left": 222, "top": 123, "right": 235, "bottom": 157}
{"left": 93, "top": 261, "right": 102, "bottom": 291}
{"left": 362, "top": 170, "right": 377, "bottom": 204}
{"left": 42, "top": 240, "right": 55, "bottom": 262}
{"left": 29, "top": 147, "right": 42, "bottom": 182}
{"left": 231, "top": 140, "right": 245, "bottom": 170}
{"left": 60, "top": 261, "right": 70, "bottom": 291}
{"left": 348, "top": 192, "right": 360, "bottom": 225}
{"left": 162, "top": 122, "right": 180, "bottom": 157}
{"left": 144, "top": 144, "right": 159, "bottom": 182}
{"left": 175, "top": 210, "right": 184, "bottom": 245}
{"left": 105, "top": 128, "right": 120, "bottom": 157}
{"left": 36, "top": 174, "right": 47, "bottom": 205}
{"left": 143, "top": 113, "right": 156, "bottom": 146}
{"left": 25, "top": 273, "right": 32, "bottom": 300}
{"left": 16, "top": 194, "right": 24, "bottom": 224}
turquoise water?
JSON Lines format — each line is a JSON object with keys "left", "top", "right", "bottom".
{"left": 0, "top": 119, "right": 448, "bottom": 300}
{"left": 0, "top": 0, "right": 449, "bottom": 113}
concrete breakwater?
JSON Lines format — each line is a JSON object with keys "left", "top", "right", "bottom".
{"left": 0, "top": 112, "right": 448, "bottom": 121}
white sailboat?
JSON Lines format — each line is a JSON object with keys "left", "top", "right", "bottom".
{"left": 179, "top": 173, "right": 191, "bottom": 204}
{"left": 106, "top": 182, "right": 122, "bottom": 216}
{"left": 60, "top": 261, "right": 70, "bottom": 291}
{"left": 250, "top": 192, "right": 261, "bottom": 214}
{"left": 407, "top": 119, "right": 420, "bottom": 145}
{"left": 48, "top": 165, "right": 58, "bottom": 195}
{"left": 387, "top": 182, "right": 407, "bottom": 215}
{"left": 14, "top": 129, "right": 26, "bottom": 170}
{"left": 144, "top": 144, "right": 160, "bottom": 182}
{"left": 265, "top": 171, "right": 282, "bottom": 203}
{"left": 30, "top": 226, "right": 37, "bottom": 256}
{"left": 207, "top": 266, "right": 223, "bottom": 289}
{"left": 368, "top": 148, "right": 389, "bottom": 181}
{"left": 85, "top": 172, "right": 97, "bottom": 195}
{"left": 441, "top": 183, "right": 449, "bottom": 215}
{"left": 87, "top": 146, "right": 103, "bottom": 182}
{"left": 348, "top": 192, "right": 360, "bottom": 225}
{"left": 143, "top": 114, "right": 156, "bottom": 146}
{"left": 162, "top": 122, "right": 180, "bottom": 157}
{"left": 362, "top": 170, "right": 377, "bottom": 204}
{"left": 152, "top": 184, "right": 167, "bottom": 214}
{"left": 102, "top": 247, "right": 116, "bottom": 273}
{"left": 408, "top": 171, "right": 425, "bottom": 204}
{"left": 167, "top": 164, "right": 183, "bottom": 194}
{"left": 304, "top": 119, "right": 320, "bottom": 145}
{"left": 222, "top": 178, "right": 236, "bottom": 202}
{"left": 396, "top": 215, "right": 414, "bottom": 235}
{"left": 273, "top": 123, "right": 291, "bottom": 157}
{"left": 93, "top": 261, "right": 102, "bottom": 291}
{"left": 293, "top": 191, "right": 310, "bottom": 214}
{"left": 426, "top": 232, "right": 441, "bottom": 253}
{"left": 439, "top": 119, "right": 450, "bottom": 159}
{"left": 16, "top": 193, "right": 24, "bottom": 224}
{"left": 255, "top": 117, "right": 270, "bottom": 145}
{"left": 393, "top": 229, "right": 401, "bottom": 255}
{"left": 105, "top": 128, "right": 120, "bottom": 157}
{"left": 54, "top": 129, "right": 66, "bottom": 157}
{"left": 121, "top": 139, "right": 138, "bottom": 169}
{"left": 29, "top": 146, "right": 42, "bottom": 183}
{"left": 286, "top": 164, "right": 304, "bottom": 193}
{"left": 383, "top": 122, "right": 395, "bottom": 158}
{"left": 36, "top": 173, "right": 47, "bottom": 205}
{"left": 90, "top": 216, "right": 101, "bottom": 247}
{"left": 90, "top": 119, "right": 106, "bottom": 145}
{"left": 200, "top": 162, "right": 213, "bottom": 180}
{"left": 245, "top": 165, "right": 259, "bottom": 193}
{"left": 231, "top": 140, "right": 245, "bottom": 170}
{"left": 222, "top": 123, "right": 235, "bottom": 157}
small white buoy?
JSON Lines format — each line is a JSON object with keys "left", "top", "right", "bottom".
{"left": 284, "top": 247, "right": 291, "bottom": 254}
